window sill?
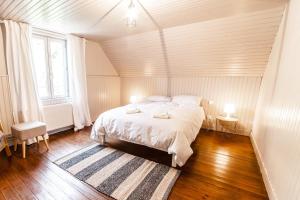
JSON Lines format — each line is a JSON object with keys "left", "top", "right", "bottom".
{"left": 41, "top": 98, "right": 71, "bottom": 106}
{"left": 42, "top": 102, "right": 72, "bottom": 108}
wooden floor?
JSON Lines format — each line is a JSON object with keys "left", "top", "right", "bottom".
{"left": 0, "top": 128, "right": 268, "bottom": 200}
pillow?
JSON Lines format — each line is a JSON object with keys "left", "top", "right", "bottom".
{"left": 172, "top": 95, "right": 202, "bottom": 106}
{"left": 146, "top": 95, "right": 171, "bottom": 102}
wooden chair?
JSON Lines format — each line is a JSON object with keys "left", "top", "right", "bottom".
{"left": 0, "top": 120, "right": 12, "bottom": 157}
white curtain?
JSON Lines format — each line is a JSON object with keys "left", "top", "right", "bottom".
{"left": 4, "top": 20, "right": 44, "bottom": 124}
{"left": 67, "top": 35, "right": 92, "bottom": 131}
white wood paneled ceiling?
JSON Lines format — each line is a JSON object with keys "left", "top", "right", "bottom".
{"left": 0, "top": 0, "right": 286, "bottom": 77}
{"left": 102, "top": 7, "right": 285, "bottom": 77}
{"left": 0, "top": 0, "right": 287, "bottom": 41}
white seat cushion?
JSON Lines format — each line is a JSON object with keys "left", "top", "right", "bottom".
{"left": 11, "top": 121, "right": 47, "bottom": 140}
{"left": 12, "top": 121, "right": 46, "bottom": 131}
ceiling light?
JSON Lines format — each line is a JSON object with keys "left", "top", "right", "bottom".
{"left": 127, "top": 0, "right": 137, "bottom": 27}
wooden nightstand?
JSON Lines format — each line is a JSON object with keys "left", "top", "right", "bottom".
{"left": 216, "top": 115, "right": 238, "bottom": 134}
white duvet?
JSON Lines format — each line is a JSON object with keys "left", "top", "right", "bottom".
{"left": 91, "top": 101, "right": 205, "bottom": 166}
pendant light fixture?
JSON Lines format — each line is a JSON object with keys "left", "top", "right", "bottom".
{"left": 127, "top": 0, "right": 137, "bottom": 27}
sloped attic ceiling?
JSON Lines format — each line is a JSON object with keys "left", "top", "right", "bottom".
{"left": 0, "top": 0, "right": 286, "bottom": 41}
{"left": 0, "top": 0, "right": 286, "bottom": 77}
{"left": 101, "top": 6, "right": 285, "bottom": 77}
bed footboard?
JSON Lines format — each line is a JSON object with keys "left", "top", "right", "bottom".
{"left": 98, "top": 130, "right": 177, "bottom": 167}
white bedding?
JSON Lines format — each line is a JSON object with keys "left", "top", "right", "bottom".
{"left": 91, "top": 101, "right": 205, "bottom": 166}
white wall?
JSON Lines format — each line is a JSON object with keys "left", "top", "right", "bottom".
{"left": 252, "top": 1, "right": 300, "bottom": 199}
{"left": 120, "top": 77, "right": 168, "bottom": 104}
{"left": 121, "top": 76, "right": 261, "bottom": 135}
{"left": 85, "top": 40, "right": 118, "bottom": 76}
{"left": 85, "top": 40, "right": 120, "bottom": 121}
{"left": 43, "top": 103, "right": 73, "bottom": 131}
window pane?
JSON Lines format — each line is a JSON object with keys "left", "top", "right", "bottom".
{"left": 49, "top": 39, "right": 68, "bottom": 98}
{"left": 32, "top": 37, "right": 50, "bottom": 99}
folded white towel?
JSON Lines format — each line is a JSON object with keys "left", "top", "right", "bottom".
{"left": 153, "top": 112, "right": 170, "bottom": 119}
{"left": 126, "top": 108, "right": 141, "bottom": 114}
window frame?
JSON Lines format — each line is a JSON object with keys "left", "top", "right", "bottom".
{"left": 32, "top": 33, "right": 70, "bottom": 106}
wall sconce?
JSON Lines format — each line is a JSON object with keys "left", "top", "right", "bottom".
{"left": 224, "top": 103, "right": 235, "bottom": 118}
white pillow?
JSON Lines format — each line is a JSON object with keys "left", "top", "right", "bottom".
{"left": 146, "top": 95, "right": 171, "bottom": 102}
{"left": 172, "top": 95, "right": 202, "bottom": 106}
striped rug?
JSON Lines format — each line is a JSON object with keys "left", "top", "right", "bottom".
{"left": 54, "top": 144, "right": 181, "bottom": 200}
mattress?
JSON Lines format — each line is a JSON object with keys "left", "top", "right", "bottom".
{"left": 91, "top": 101, "right": 205, "bottom": 166}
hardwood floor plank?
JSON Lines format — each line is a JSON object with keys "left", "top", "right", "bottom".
{"left": 0, "top": 128, "right": 268, "bottom": 200}
{"left": 0, "top": 172, "right": 22, "bottom": 200}
{"left": 1, "top": 169, "right": 38, "bottom": 200}
{"left": 10, "top": 163, "right": 56, "bottom": 200}
{"left": 0, "top": 192, "right": 5, "bottom": 200}
{"left": 40, "top": 157, "right": 111, "bottom": 200}
{"left": 184, "top": 155, "right": 266, "bottom": 191}
{"left": 171, "top": 175, "right": 266, "bottom": 200}
{"left": 13, "top": 158, "right": 73, "bottom": 200}
{"left": 22, "top": 156, "right": 89, "bottom": 200}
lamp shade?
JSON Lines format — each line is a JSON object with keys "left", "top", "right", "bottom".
{"left": 224, "top": 103, "right": 235, "bottom": 116}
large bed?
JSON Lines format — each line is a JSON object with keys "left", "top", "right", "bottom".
{"left": 91, "top": 98, "right": 205, "bottom": 167}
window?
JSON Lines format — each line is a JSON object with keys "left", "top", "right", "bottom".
{"left": 32, "top": 34, "right": 69, "bottom": 105}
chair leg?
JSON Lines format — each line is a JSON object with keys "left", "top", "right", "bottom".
{"left": 14, "top": 139, "right": 18, "bottom": 152}
{"left": 4, "top": 138, "right": 11, "bottom": 157}
{"left": 42, "top": 135, "right": 49, "bottom": 151}
{"left": 22, "top": 141, "right": 26, "bottom": 159}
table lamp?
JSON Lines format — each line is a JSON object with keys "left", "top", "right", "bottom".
{"left": 224, "top": 103, "right": 235, "bottom": 118}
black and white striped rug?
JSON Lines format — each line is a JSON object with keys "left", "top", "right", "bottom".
{"left": 54, "top": 144, "right": 181, "bottom": 200}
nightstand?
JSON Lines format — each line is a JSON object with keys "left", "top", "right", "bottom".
{"left": 216, "top": 115, "right": 238, "bottom": 134}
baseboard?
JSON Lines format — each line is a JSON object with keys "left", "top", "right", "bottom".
{"left": 48, "top": 125, "right": 74, "bottom": 135}
{"left": 250, "top": 133, "right": 277, "bottom": 200}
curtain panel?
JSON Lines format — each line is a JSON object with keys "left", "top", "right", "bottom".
{"left": 4, "top": 20, "right": 44, "bottom": 124}
{"left": 67, "top": 35, "right": 92, "bottom": 131}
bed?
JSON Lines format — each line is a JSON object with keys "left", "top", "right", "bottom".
{"left": 91, "top": 98, "right": 205, "bottom": 167}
